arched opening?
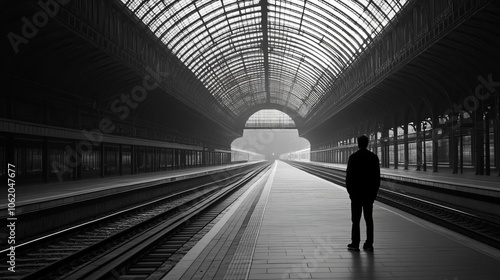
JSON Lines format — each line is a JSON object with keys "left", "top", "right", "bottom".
{"left": 231, "top": 110, "right": 310, "bottom": 160}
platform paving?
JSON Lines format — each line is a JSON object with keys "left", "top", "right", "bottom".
{"left": 165, "top": 160, "right": 500, "bottom": 280}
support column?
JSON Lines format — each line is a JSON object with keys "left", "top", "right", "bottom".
{"left": 393, "top": 115, "right": 399, "bottom": 169}
{"left": 475, "top": 110, "right": 485, "bottom": 175}
{"left": 119, "top": 144, "right": 123, "bottom": 176}
{"left": 154, "top": 147, "right": 158, "bottom": 172}
{"left": 75, "top": 141, "right": 82, "bottom": 180}
{"left": 485, "top": 112, "right": 490, "bottom": 176}
{"left": 69, "top": 141, "right": 77, "bottom": 180}
{"left": 384, "top": 121, "right": 390, "bottom": 168}
{"left": 346, "top": 136, "right": 349, "bottom": 164}
{"left": 131, "top": 145, "right": 136, "bottom": 175}
{"left": 329, "top": 139, "right": 333, "bottom": 163}
{"left": 343, "top": 141, "right": 347, "bottom": 164}
{"left": 416, "top": 121, "right": 422, "bottom": 171}
{"left": 496, "top": 93, "right": 500, "bottom": 176}
{"left": 340, "top": 145, "right": 343, "bottom": 164}
{"left": 380, "top": 121, "right": 388, "bottom": 168}
{"left": 336, "top": 135, "right": 340, "bottom": 163}
{"left": 432, "top": 104, "right": 439, "bottom": 172}
{"left": 403, "top": 113, "right": 409, "bottom": 170}
{"left": 496, "top": 96, "right": 500, "bottom": 176}
{"left": 100, "top": 143, "right": 105, "bottom": 178}
{"left": 424, "top": 125, "right": 428, "bottom": 172}
{"left": 451, "top": 113, "right": 459, "bottom": 174}
{"left": 448, "top": 125, "right": 453, "bottom": 169}
{"left": 150, "top": 148, "right": 154, "bottom": 172}
{"left": 170, "top": 149, "right": 175, "bottom": 169}
{"left": 42, "top": 139, "right": 49, "bottom": 183}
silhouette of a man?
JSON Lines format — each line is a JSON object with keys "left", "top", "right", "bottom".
{"left": 346, "top": 135, "right": 380, "bottom": 251}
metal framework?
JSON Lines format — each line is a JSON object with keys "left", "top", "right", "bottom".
{"left": 120, "top": 0, "right": 407, "bottom": 120}
{"left": 245, "top": 109, "right": 296, "bottom": 129}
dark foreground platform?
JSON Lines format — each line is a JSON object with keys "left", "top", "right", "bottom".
{"left": 163, "top": 161, "right": 500, "bottom": 280}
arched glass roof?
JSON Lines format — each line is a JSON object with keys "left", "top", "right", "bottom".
{"left": 245, "top": 109, "right": 296, "bottom": 128}
{"left": 121, "top": 0, "right": 408, "bottom": 119}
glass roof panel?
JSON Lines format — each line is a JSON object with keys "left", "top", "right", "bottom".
{"left": 245, "top": 109, "right": 296, "bottom": 128}
{"left": 121, "top": 0, "right": 408, "bottom": 119}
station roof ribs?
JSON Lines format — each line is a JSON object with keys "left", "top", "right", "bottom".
{"left": 120, "top": 0, "right": 407, "bottom": 124}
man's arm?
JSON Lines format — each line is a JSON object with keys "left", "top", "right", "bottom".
{"left": 346, "top": 156, "right": 353, "bottom": 196}
{"left": 372, "top": 155, "right": 381, "bottom": 200}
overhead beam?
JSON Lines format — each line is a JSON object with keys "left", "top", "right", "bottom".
{"left": 261, "top": 0, "right": 270, "bottom": 103}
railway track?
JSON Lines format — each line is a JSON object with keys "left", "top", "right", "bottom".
{"left": 0, "top": 161, "right": 271, "bottom": 280}
{"left": 285, "top": 160, "right": 500, "bottom": 250}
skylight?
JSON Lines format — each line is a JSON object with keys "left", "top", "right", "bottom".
{"left": 120, "top": 0, "right": 407, "bottom": 118}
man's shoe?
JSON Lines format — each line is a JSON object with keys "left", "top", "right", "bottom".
{"left": 363, "top": 244, "right": 374, "bottom": 251}
{"left": 347, "top": 244, "right": 360, "bottom": 251}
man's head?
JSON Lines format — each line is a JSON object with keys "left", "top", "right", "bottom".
{"left": 357, "top": 135, "right": 369, "bottom": 149}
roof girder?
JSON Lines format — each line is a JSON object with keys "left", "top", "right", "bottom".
{"left": 120, "top": 0, "right": 408, "bottom": 122}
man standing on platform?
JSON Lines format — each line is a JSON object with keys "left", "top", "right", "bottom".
{"left": 346, "top": 135, "right": 380, "bottom": 251}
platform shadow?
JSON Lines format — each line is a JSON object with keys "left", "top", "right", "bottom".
{"left": 348, "top": 250, "right": 375, "bottom": 278}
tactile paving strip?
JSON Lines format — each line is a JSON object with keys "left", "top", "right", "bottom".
{"left": 222, "top": 163, "right": 277, "bottom": 280}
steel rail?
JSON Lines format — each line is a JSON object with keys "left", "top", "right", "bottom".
{"left": 0, "top": 162, "right": 269, "bottom": 280}
{"left": 58, "top": 162, "right": 272, "bottom": 280}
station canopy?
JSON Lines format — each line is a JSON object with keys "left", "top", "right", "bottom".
{"left": 121, "top": 0, "right": 407, "bottom": 121}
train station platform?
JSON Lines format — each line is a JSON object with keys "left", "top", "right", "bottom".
{"left": 164, "top": 160, "right": 500, "bottom": 280}
{"left": 306, "top": 161, "right": 500, "bottom": 191}
{"left": 0, "top": 161, "right": 263, "bottom": 217}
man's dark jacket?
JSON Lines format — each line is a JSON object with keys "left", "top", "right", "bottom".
{"left": 346, "top": 148, "right": 381, "bottom": 202}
